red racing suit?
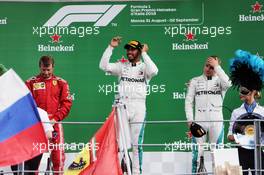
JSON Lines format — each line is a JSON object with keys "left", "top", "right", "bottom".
{"left": 26, "top": 74, "right": 72, "bottom": 174}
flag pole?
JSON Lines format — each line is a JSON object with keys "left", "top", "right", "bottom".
{"left": 18, "top": 162, "right": 24, "bottom": 175}
{"left": 45, "top": 149, "right": 52, "bottom": 175}
{"left": 115, "top": 102, "right": 132, "bottom": 175}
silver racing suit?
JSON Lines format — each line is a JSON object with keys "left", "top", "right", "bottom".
{"left": 185, "top": 65, "right": 231, "bottom": 173}
{"left": 99, "top": 45, "right": 158, "bottom": 175}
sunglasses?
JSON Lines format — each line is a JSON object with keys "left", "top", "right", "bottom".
{"left": 205, "top": 64, "right": 214, "bottom": 70}
{"left": 239, "top": 87, "right": 251, "bottom": 96}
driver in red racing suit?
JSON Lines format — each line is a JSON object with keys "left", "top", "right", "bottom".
{"left": 26, "top": 56, "right": 72, "bottom": 174}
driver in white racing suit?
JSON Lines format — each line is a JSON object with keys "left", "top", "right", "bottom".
{"left": 99, "top": 36, "right": 158, "bottom": 175}
{"left": 185, "top": 56, "right": 231, "bottom": 173}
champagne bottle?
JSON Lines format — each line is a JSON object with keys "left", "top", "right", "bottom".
{"left": 197, "top": 156, "right": 207, "bottom": 174}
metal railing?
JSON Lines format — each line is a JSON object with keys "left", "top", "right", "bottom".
{"left": 1, "top": 118, "right": 264, "bottom": 175}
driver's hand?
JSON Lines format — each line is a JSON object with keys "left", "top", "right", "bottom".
{"left": 110, "top": 36, "right": 122, "bottom": 48}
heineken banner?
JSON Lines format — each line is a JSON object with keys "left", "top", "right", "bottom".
{"left": 0, "top": 0, "right": 263, "bottom": 151}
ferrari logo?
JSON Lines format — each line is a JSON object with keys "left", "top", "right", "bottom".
{"left": 53, "top": 80, "right": 57, "bottom": 86}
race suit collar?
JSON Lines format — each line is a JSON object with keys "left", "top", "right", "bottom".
{"left": 202, "top": 74, "right": 216, "bottom": 80}
{"left": 37, "top": 74, "right": 55, "bottom": 81}
{"left": 130, "top": 61, "right": 141, "bottom": 67}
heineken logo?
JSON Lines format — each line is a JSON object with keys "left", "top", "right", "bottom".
{"left": 0, "top": 17, "right": 7, "bottom": 25}
{"left": 239, "top": 1, "right": 264, "bottom": 22}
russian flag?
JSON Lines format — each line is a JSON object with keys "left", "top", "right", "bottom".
{"left": 0, "top": 69, "right": 48, "bottom": 166}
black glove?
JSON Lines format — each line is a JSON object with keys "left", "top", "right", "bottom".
{"left": 190, "top": 122, "right": 206, "bottom": 138}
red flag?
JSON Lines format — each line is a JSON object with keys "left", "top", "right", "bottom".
{"left": 80, "top": 108, "right": 122, "bottom": 175}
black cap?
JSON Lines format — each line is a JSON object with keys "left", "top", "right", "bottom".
{"left": 124, "top": 40, "right": 143, "bottom": 50}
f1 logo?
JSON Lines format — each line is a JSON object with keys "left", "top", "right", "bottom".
{"left": 44, "top": 5, "right": 126, "bottom": 27}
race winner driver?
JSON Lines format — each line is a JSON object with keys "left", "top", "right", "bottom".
{"left": 99, "top": 36, "right": 158, "bottom": 175}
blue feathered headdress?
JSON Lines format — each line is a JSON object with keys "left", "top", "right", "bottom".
{"left": 230, "top": 50, "right": 264, "bottom": 91}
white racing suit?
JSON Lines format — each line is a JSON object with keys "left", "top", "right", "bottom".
{"left": 185, "top": 66, "right": 231, "bottom": 173}
{"left": 99, "top": 45, "right": 158, "bottom": 175}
